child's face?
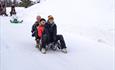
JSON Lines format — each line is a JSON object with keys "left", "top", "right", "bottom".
{"left": 41, "top": 20, "right": 46, "bottom": 25}
{"left": 49, "top": 19, "right": 54, "bottom": 24}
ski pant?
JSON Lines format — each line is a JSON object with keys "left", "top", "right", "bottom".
{"left": 0, "top": 12, "right": 8, "bottom": 16}
{"left": 41, "top": 34, "right": 67, "bottom": 49}
{"left": 55, "top": 35, "right": 66, "bottom": 49}
{"left": 10, "top": 12, "right": 16, "bottom": 16}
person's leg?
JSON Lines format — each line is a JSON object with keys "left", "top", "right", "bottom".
{"left": 35, "top": 31, "right": 40, "bottom": 47}
{"left": 1, "top": 11, "right": 3, "bottom": 16}
{"left": 4, "top": 13, "right": 8, "bottom": 16}
{"left": 56, "top": 35, "right": 67, "bottom": 49}
{"left": 40, "top": 34, "right": 49, "bottom": 54}
{"left": 35, "top": 38, "right": 39, "bottom": 48}
{"left": 12, "top": 12, "right": 16, "bottom": 15}
{"left": 14, "top": 12, "right": 16, "bottom": 15}
{"left": 10, "top": 12, "right": 12, "bottom": 16}
{"left": 41, "top": 34, "right": 48, "bottom": 49}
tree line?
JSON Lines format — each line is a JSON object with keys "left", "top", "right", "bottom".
{"left": 0, "top": 0, "right": 40, "bottom": 8}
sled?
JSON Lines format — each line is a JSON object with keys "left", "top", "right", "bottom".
{"left": 10, "top": 15, "right": 23, "bottom": 23}
{"left": 37, "top": 40, "right": 61, "bottom": 51}
{"left": 10, "top": 19, "right": 23, "bottom": 23}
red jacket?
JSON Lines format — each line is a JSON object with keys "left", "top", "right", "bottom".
{"left": 37, "top": 25, "right": 44, "bottom": 38}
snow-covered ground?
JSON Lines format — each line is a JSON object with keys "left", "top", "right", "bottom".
{"left": 0, "top": 0, "right": 114, "bottom": 70}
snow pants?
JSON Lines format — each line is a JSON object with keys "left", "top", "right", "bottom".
{"left": 41, "top": 34, "right": 67, "bottom": 49}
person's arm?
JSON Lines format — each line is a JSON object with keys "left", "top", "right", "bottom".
{"left": 31, "top": 24, "right": 35, "bottom": 33}
{"left": 43, "top": 23, "right": 49, "bottom": 35}
{"left": 53, "top": 24, "right": 57, "bottom": 41}
{"left": 14, "top": 8, "right": 16, "bottom": 12}
{"left": 31, "top": 22, "right": 38, "bottom": 33}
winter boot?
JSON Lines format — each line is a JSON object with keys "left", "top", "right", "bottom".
{"left": 41, "top": 48, "right": 46, "bottom": 54}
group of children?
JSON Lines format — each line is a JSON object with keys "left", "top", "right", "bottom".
{"left": 31, "top": 15, "right": 67, "bottom": 54}
{"left": 0, "top": 2, "right": 16, "bottom": 16}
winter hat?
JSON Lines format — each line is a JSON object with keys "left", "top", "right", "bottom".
{"left": 40, "top": 18, "right": 46, "bottom": 22}
{"left": 48, "top": 15, "right": 54, "bottom": 20}
{"left": 48, "top": 15, "right": 53, "bottom": 18}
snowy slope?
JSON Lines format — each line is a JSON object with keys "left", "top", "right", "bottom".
{"left": 0, "top": 0, "right": 114, "bottom": 70}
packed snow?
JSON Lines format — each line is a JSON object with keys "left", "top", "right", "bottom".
{"left": 0, "top": 0, "right": 114, "bottom": 70}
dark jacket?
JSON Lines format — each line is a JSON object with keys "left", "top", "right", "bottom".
{"left": 0, "top": 4, "right": 6, "bottom": 14}
{"left": 0, "top": 4, "right": 3, "bottom": 14}
{"left": 43, "top": 22, "right": 57, "bottom": 42}
{"left": 31, "top": 21, "right": 40, "bottom": 39}
{"left": 41, "top": 22, "right": 67, "bottom": 49}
